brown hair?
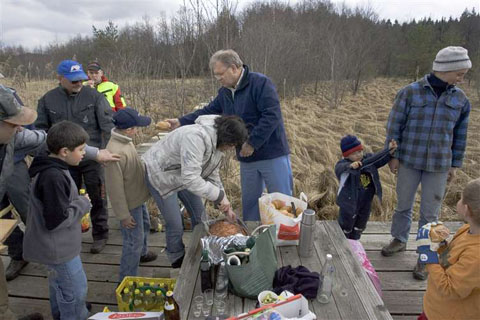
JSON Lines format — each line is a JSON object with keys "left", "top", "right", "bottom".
{"left": 462, "top": 178, "right": 480, "bottom": 225}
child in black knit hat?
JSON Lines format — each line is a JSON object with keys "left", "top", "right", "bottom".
{"left": 335, "top": 135, "right": 397, "bottom": 239}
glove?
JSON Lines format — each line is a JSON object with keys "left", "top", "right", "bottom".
{"left": 416, "top": 223, "right": 439, "bottom": 264}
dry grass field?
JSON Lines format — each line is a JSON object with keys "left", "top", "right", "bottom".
{"left": 6, "top": 77, "right": 479, "bottom": 222}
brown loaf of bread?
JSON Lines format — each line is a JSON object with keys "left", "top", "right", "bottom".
{"left": 209, "top": 221, "right": 247, "bottom": 237}
{"left": 155, "top": 121, "right": 171, "bottom": 131}
{"left": 430, "top": 223, "right": 450, "bottom": 242}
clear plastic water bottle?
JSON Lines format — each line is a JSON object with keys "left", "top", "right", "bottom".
{"left": 215, "top": 262, "right": 228, "bottom": 298}
{"left": 317, "top": 254, "right": 334, "bottom": 304}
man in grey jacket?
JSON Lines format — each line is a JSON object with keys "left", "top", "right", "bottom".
{"left": 0, "top": 84, "right": 118, "bottom": 319}
{"left": 35, "top": 60, "right": 114, "bottom": 253}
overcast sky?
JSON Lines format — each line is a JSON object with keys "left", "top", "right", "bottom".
{"left": 1, "top": 0, "right": 478, "bottom": 50}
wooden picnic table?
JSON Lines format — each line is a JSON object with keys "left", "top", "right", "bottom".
{"left": 174, "top": 220, "right": 393, "bottom": 319}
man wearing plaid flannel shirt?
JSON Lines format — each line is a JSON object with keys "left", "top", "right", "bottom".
{"left": 381, "top": 46, "right": 472, "bottom": 281}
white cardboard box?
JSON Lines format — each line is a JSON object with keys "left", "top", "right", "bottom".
{"left": 88, "top": 312, "right": 164, "bottom": 320}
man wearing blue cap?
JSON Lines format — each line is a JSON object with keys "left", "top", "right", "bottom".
{"left": 35, "top": 60, "right": 114, "bottom": 254}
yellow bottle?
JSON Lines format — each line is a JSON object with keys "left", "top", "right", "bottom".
{"left": 79, "top": 189, "right": 90, "bottom": 233}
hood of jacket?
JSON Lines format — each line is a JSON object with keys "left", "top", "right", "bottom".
{"left": 142, "top": 114, "right": 224, "bottom": 201}
{"left": 29, "top": 156, "right": 69, "bottom": 178}
{"left": 194, "top": 115, "right": 219, "bottom": 148}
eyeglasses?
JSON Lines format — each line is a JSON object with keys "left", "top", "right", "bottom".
{"left": 70, "top": 80, "right": 82, "bottom": 84}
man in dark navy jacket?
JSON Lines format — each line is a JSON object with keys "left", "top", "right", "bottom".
{"left": 167, "top": 49, "right": 292, "bottom": 221}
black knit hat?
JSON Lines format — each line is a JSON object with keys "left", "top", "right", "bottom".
{"left": 340, "top": 135, "right": 363, "bottom": 157}
{"left": 87, "top": 61, "right": 102, "bottom": 71}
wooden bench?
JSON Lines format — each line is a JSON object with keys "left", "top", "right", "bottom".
{"left": 174, "top": 220, "right": 393, "bottom": 319}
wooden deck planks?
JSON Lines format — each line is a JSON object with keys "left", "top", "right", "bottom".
{"left": 4, "top": 221, "right": 461, "bottom": 319}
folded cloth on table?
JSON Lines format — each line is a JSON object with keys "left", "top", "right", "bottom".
{"left": 273, "top": 265, "right": 320, "bottom": 299}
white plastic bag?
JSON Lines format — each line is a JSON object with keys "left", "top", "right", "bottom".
{"left": 258, "top": 192, "right": 308, "bottom": 246}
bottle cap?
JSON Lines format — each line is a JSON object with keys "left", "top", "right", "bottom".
{"left": 301, "top": 209, "right": 316, "bottom": 225}
{"left": 166, "top": 290, "right": 173, "bottom": 297}
{"left": 79, "top": 188, "right": 86, "bottom": 195}
{"left": 123, "top": 288, "right": 129, "bottom": 294}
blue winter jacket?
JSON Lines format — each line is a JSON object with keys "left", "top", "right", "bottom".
{"left": 179, "top": 65, "right": 290, "bottom": 163}
{"left": 335, "top": 148, "right": 392, "bottom": 213}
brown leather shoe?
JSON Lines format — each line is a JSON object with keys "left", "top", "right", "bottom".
{"left": 140, "top": 251, "right": 158, "bottom": 263}
{"left": 90, "top": 238, "right": 107, "bottom": 254}
{"left": 5, "top": 259, "right": 28, "bottom": 281}
{"left": 381, "top": 238, "right": 407, "bottom": 257}
{"left": 413, "top": 261, "right": 429, "bottom": 280}
{"left": 18, "top": 313, "right": 44, "bottom": 320}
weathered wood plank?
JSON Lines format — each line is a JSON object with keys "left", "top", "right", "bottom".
{"left": 323, "top": 221, "right": 392, "bottom": 320}
{"left": 80, "top": 251, "right": 171, "bottom": 267}
{"left": 243, "top": 298, "right": 257, "bottom": 313}
{"left": 225, "top": 289, "right": 243, "bottom": 318}
{"left": 9, "top": 297, "right": 52, "bottom": 319}
{"left": 314, "top": 222, "right": 372, "bottom": 320}
{"left": 4, "top": 256, "right": 167, "bottom": 282}
{"left": 360, "top": 234, "right": 417, "bottom": 251}
{"left": 81, "top": 228, "right": 192, "bottom": 247}
{"left": 8, "top": 297, "right": 117, "bottom": 320}
{"left": 364, "top": 251, "right": 418, "bottom": 271}
{"left": 382, "top": 291, "right": 424, "bottom": 315}
{"left": 378, "top": 272, "right": 427, "bottom": 291}
{"left": 7, "top": 275, "right": 118, "bottom": 305}
{"left": 174, "top": 224, "right": 203, "bottom": 320}
{"left": 392, "top": 316, "right": 419, "bottom": 320}
{"left": 297, "top": 239, "right": 342, "bottom": 319}
{"left": 186, "top": 266, "right": 205, "bottom": 319}
{"left": 363, "top": 221, "right": 462, "bottom": 234}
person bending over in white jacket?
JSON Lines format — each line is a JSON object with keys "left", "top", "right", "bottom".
{"left": 142, "top": 114, "right": 248, "bottom": 268}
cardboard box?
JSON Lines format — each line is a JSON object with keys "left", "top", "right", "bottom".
{"left": 88, "top": 312, "right": 164, "bottom": 320}
{"left": 229, "top": 294, "right": 316, "bottom": 320}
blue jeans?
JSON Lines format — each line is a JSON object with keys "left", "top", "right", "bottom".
{"left": 119, "top": 204, "right": 150, "bottom": 282}
{"left": 240, "top": 155, "right": 293, "bottom": 221}
{"left": 46, "top": 255, "right": 88, "bottom": 320}
{"left": 390, "top": 163, "right": 449, "bottom": 243}
{"left": 146, "top": 174, "right": 205, "bottom": 263}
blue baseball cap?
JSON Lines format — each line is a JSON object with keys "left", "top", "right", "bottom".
{"left": 56, "top": 60, "right": 88, "bottom": 82}
{"left": 113, "top": 107, "right": 151, "bottom": 129}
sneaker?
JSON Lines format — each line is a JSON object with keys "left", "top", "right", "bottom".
{"left": 140, "top": 251, "right": 158, "bottom": 263}
{"left": 5, "top": 259, "right": 29, "bottom": 281}
{"left": 18, "top": 313, "right": 44, "bottom": 320}
{"left": 171, "top": 255, "right": 184, "bottom": 269}
{"left": 381, "top": 238, "right": 407, "bottom": 257}
{"left": 90, "top": 239, "right": 107, "bottom": 254}
{"left": 413, "top": 261, "right": 429, "bottom": 280}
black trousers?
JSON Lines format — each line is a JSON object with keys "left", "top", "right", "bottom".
{"left": 69, "top": 159, "right": 109, "bottom": 240}
{"left": 338, "top": 184, "right": 376, "bottom": 240}
{"left": 4, "top": 160, "right": 30, "bottom": 261}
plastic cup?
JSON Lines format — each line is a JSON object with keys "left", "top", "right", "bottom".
{"left": 202, "top": 303, "right": 210, "bottom": 316}
{"left": 193, "top": 295, "right": 204, "bottom": 307}
{"left": 204, "top": 289, "right": 214, "bottom": 305}
{"left": 193, "top": 304, "right": 202, "bottom": 318}
{"left": 215, "top": 300, "right": 226, "bottom": 315}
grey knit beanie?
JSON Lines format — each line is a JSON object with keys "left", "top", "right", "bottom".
{"left": 432, "top": 46, "right": 472, "bottom": 72}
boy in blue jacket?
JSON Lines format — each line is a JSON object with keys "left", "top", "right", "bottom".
{"left": 23, "top": 121, "right": 91, "bottom": 320}
{"left": 335, "top": 135, "right": 397, "bottom": 239}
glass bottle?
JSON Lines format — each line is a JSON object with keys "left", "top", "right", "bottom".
{"left": 317, "top": 254, "right": 334, "bottom": 304}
